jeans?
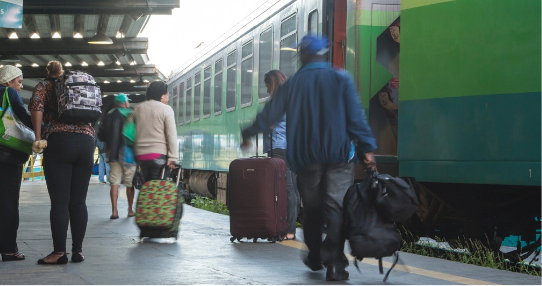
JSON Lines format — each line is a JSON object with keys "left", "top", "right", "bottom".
{"left": 0, "top": 161, "right": 24, "bottom": 253}
{"left": 43, "top": 132, "right": 95, "bottom": 253}
{"left": 296, "top": 162, "right": 354, "bottom": 271}
{"left": 268, "top": 148, "right": 300, "bottom": 234}
{"left": 98, "top": 153, "right": 110, "bottom": 183}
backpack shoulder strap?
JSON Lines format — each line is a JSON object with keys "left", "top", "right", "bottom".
{"left": 382, "top": 252, "right": 400, "bottom": 282}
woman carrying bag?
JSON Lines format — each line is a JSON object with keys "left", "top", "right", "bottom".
{"left": 0, "top": 65, "right": 35, "bottom": 262}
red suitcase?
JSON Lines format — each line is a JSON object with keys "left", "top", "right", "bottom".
{"left": 228, "top": 156, "right": 288, "bottom": 243}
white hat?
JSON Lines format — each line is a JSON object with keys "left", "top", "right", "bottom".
{"left": 0, "top": 65, "right": 23, "bottom": 84}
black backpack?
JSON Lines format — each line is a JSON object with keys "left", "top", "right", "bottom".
{"left": 343, "top": 171, "right": 403, "bottom": 282}
{"left": 373, "top": 173, "right": 418, "bottom": 223}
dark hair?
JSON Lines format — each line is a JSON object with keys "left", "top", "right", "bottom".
{"left": 146, "top": 81, "right": 168, "bottom": 101}
{"left": 264, "top": 70, "right": 287, "bottom": 96}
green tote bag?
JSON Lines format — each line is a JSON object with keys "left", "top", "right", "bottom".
{"left": 0, "top": 88, "right": 35, "bottom": 154}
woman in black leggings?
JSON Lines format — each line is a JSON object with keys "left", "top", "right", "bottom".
{"left": 29, "top": 61, "right": 95, "bottom": 264}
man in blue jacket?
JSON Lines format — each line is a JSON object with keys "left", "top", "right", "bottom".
{"left": 241, "top": 35, "right": 377, "bottom": 281}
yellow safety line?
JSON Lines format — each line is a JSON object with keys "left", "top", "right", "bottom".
{"left": 279, "top": 240, "right": 499, "bottom": 285}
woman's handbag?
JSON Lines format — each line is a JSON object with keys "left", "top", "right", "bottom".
{"left": 0, "top": 88, "right": 35, "bottom": 154}
{"left": 133, "top": 165, "right": 145, "bottom": 190}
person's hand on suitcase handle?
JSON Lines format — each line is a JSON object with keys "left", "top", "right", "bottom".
{"left": 167, "top": 160, "right": 177, "bottom": 169}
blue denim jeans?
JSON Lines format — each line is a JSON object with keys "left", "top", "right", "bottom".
{"left": 268, "top": 148, "right": 300, "bottom": 234}
{"left": 98, "top": 153, "right": 110, "bottom": 183}
{"left": 296, "top": 162, "right": 354, "bottom": 271}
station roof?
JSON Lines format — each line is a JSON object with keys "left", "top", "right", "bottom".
{"left": 0, "top": 0, "right": 179, "bottom": 103}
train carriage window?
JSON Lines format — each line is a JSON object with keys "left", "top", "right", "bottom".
{"left": 308, "top": 10, "right": 319, "bottom": 34}
{"left": 241, "top": 41, "right": 253, "bottom": 107}
{"left": 194, "top": 73, "right": 201, "bottom": 121}
{"left": 226, "top": 50, "right": 237, "bottom": 111}
{"left": 172, "top": 87, "right": 178, "bottom": 124}
{"left": 280, "top": 15, "right": 297, "bottom": 77}
{"left": 281, "top": 16, "right": 296, "bottom": 37}
{"left": 186, "top": 78, "right": 192, "bottom": 123}
{"left": 214, "top": 59, "right": 223, "bottom": 115}
{"left": 178, "top": 82, "right": 184, "bottom": 125}
{"left": 203, "top": 67, "right": 211, "bottom": 118}
{"left": 258, "top": 27, "right": 273, "bottom": 101}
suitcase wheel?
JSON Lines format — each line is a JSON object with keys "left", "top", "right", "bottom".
{"left": 253, "top": 238, "right": 258, "bottom": 243}
{"left": 270, "top": 237, "right": 277, "bottom": 243}
{"left": 230, "top": 237, "right": 236, "bottom": 242}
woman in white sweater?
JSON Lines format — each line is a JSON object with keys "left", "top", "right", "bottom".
{"left": 133, "top": 81, "right": 178, "bottom": 181}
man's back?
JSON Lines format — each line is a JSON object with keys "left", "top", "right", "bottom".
{"left": 250, "top": 62, "right": 375, "bottom": 171}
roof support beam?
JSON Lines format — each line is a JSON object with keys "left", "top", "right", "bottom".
{"left": 20, "top": 65, "right": 160, "bottom": 79}
{"left": 0, "top": 38, "right": 148, "bottom": 56}
{"left": 23, "top": 0, "right": 179, "bottom": 15}
{"left": 99, "top": 82, "right": 148, "bottom": 93}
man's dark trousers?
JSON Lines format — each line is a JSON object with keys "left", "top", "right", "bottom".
{"left": 297, "top": 162, "right": 354, "bottom": 271}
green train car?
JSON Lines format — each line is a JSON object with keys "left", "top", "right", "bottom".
{"left": 167, "top": 0, "right": 541, "bottom": 259}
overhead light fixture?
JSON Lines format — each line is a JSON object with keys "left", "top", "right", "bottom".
{"left": 9, "top": 32, "right": 18, "bottom": 39}
{"left": 97, "top": 61, "right": 105, "bottom": 66}
{"left": 81, "top": 61, "right": 88, "bottom": 66}
{"left": 74, "top": 33, "right": 83, "bottom": 38}
{"left": 30, "top": 33, "right": 40, "bottom": 39}
{"left": 52, "top": 32, "right": 61, "bottom": 39}
{"left": 104, "top": 62, "right": 124, "bottom": 71}
{"left": 0, "top": 55, "right": 19, "bottom": 63}
{"left": 130, "top": 61, "right": 137, "bottom": 66}
{"left": 116, "top": 32, "right": 124, "bottom": 38}
{"left": 32, "top": 63, "right": 39, "bottom": 67}
{"left": 104, "top": 81, "right": 110, "bottom": 84}
{"left": 88, "top": 32, "right": 113, "bottom": 45}
{"left": 15, "top": 63, "right": 22, "bottom": 67}
{"left": 65, "top": 62, "right": 72, "bottom": 67}
{"left": 117, "top": 80, "right": 122, "bottom": 83}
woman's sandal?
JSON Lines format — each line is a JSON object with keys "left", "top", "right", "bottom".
{"left": 1, "top": 252, "right": 25, "bottom": 261}
{"left": 37, "top": 252, "right": 68, "bottom": 265}
{"left": 71, "top": 252, "right": 85, "bottom": 263}
{"left": 283, "top": 234, "right": 296, "bottom": 241}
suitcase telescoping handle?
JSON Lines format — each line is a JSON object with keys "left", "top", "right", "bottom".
{"left": 159, "top": 164, "right": 182, "bottom": 186}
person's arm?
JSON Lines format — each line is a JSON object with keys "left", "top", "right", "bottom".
{"left": 6, "top": 88, "right": 33, "bottom": 129}
{"left": 28, "top": 83, "right": 46, "bottom": 141}
{"left": 30, "top": 111, "right": 43, "bottom": 141}
{"left": 342, "top": 72, "right": 377, "bottom": 169}
{"left": 163, "top": 106, "right": 178, "bottom": 168}
{"left": 241, "top": 83, "right": 289, "bottom": 149}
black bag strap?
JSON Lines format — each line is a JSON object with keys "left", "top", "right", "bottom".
{"left": 269, "top": 129, "right": 273, "bottom": 157}
{"left": 382, "top": 252, "right": 400, "bottom": 282}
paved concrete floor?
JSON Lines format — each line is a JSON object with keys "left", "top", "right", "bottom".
{"left": 1, "top": 178, "right": 540, "bottom": 285}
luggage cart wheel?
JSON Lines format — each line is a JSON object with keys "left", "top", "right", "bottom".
{"left": 253, "top": 238, "right": 258, "bottom": 243}
{"left": 230, "top": 237, "right": 236, "bottom": 242}
{"left": 271, "top": 238, "right": 277, "bottom": 243}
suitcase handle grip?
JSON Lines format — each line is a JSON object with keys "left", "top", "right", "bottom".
{"left": 159, "top": 164, "right": 183, "bottom": 186}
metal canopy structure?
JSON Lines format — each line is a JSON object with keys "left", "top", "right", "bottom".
{"left": 0, "top": 0, "right": 179, "bottom": 102}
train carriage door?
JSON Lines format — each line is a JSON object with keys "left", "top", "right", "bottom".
{"left": 324, "top": 0, "right": 347, "bottom": 68}
{"left": 368, "top": 4, "right": 400, "bottom": 156}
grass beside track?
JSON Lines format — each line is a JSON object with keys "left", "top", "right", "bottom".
{"left": 400, "top": 227, "right": 541, "bottom": 277}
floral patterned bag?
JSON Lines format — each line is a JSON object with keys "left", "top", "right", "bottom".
{"left": 135, "top": 165, "right": 183, "bottom": 239}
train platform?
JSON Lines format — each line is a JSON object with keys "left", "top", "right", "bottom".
{"left": 2, "top": 178, "right": 540, "bottom": 285}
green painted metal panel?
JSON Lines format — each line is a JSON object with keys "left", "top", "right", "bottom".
{"left": 398, "top": 92, "right": 541, "bottom": 185}
{"left": 400, "top": 0, "right": 541, "bottom": 101}
{"left": 400, "top": 161, "right": 541, "bottom": 186}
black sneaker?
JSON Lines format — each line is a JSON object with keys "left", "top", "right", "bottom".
{"left": 303, "top": 257, "right": 324, "bottom": 271}
{"left": 326, "top": 265, "right": 349, "bottom": 281}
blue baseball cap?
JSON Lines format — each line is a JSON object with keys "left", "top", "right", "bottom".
{"left": 114, "top": 93, "right": 131, "bottom": 104}
{"left": 296, "top": 34, "right": 329, "bottom": 55}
